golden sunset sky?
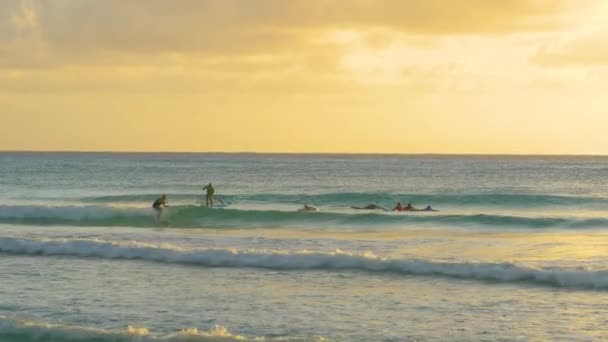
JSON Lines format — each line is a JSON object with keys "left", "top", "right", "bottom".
{"left": 1, "top": 0, "right": 607, "bottom": 154}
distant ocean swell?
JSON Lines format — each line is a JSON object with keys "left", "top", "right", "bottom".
{"left": 1, "top": 205, "right": 607, "bottom": 229}
{"left": 79, "top": 192, "right": 608, "bottom": 208}
{"left": 2, "top": 237, "right": 607, "bottom": 290}
{"left": 0, "top": 316, "right": 319, "bottom": 342}
{"left": 0, "top": 205, "right": 607, "bottom": 229}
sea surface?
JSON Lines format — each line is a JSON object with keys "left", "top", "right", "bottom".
{"left": 1, "top": 152, "right": 608, "bottom": 341}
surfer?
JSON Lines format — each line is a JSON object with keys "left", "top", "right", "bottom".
{"left": 351, "top": 204, "right": 388, "bottom": 211}
{"left": 392, "top": 202, "right": 404, "bottom": 211}
{"left": 152, "top": 195, "right": 168, "bottom": 222}
{"left": 402, "top": 203, "right": 414, "bottom": 211}
{"left": 298, "top": 204, "right": 318, "bottom": 212}
{"left": 203, "top": 183, "right": 215, "bottom": 207}
{"left": 420, "top": 205, "right": 438, "bottom": 212}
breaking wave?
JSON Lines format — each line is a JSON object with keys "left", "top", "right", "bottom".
{"left": 0, "top": 315, "right": 320, "bottom": 341}
{"left": 1, "top": 237, "right": 607, "bottom": 290}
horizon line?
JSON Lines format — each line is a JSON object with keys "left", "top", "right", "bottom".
{"left": 1, "top": 150, "right": 607, "bottom": 157}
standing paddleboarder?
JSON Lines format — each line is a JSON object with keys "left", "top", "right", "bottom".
{"left": 203, "top": 183, "right": 215, "bottom": 207}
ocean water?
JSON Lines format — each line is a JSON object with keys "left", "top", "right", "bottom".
{"left": 1, "top": 152, "right": 608, "bottom": 341}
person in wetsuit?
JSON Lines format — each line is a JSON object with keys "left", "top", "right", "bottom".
{"left": 351, "top": 204, "right": 388, "bottom": 211}
{"left": 298, "top": 204, "right": 318, "bottom": 212}
{"left": 203, "top": 183, "right": 215, "bottom": 207}
{"left": 152, "top": 195, "right": 168, "bottom": 222}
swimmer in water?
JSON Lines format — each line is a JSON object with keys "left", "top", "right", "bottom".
{"left": 152, "top": 195, "right": 168, "bottom": 222}
{"left": 392, "top": 202, "right": 404, "bottom": 211}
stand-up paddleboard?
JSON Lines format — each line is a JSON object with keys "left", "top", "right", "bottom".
{"left": 198, "top": 197, "right": 227, "bottom": 208}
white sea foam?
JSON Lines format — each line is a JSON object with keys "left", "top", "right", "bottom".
{"left": 0, "top": 316, "right": 283, "bottom": 341}
{"left": 0, "top": 205, "right": 147, "bottom": 220}
{"left": 1, "top": 237, "right": 607, "bottom": 289}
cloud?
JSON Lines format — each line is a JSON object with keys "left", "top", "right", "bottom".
{"left": 0, "top": 0, "right": 598, "bottom": 96}
{"left": 0, "top": 0, "right": 582, "bottom": 58}
{"left": 534, "top": 28, "right": 608, "bottom": 67}
{"left": 530, "top": 0, "right": 608, "bottom": 67}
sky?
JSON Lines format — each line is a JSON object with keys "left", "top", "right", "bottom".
{"left": 1, "top": 0, "right": 607, "bottom": 154}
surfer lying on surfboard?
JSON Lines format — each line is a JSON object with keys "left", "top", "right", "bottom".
{"left": 418, "top": 205, "right": 439, "bottom": 212}
{"left": 393, "top": 202, "right": 438, "bottom": 212}
{"left": 351, "top": 204, "right": 388, "bottom": 211}
{"left": 298, "top": 204, "right": 319, "bottom": 212}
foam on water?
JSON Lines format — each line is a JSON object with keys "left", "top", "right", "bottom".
{"left": 0, "top": 315, "right": 315, "bottom": 341}
{"left": 1, "top": 237, "right": 607, "bottom": 290}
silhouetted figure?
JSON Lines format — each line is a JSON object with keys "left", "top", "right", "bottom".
{"left": 203, "top": 183, "right": 215, "bottom": 207}
{"left": 152, "top": 195, "right": 168, "bottom": 222}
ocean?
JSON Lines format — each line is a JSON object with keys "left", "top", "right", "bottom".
{"left": 1, "top": 152, "right": 607, "bottom": 341}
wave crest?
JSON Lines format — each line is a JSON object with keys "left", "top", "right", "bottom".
{"left": 1, "top": 237, "right": 607, "bottom": 290}
{"left": 0, "top": 315, "right": 283, "bottom": 341}
{"left": 79, "top": 192, "right": 607, "bottom": 208}
{"left": 0, "top": 204, "right": 606, "bottom": 229}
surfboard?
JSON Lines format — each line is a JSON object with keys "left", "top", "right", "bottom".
{"left": 298, "top": 207, "right": 319, "bottom": 212}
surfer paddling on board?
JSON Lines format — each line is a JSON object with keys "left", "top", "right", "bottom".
{"left": 298, "top": 204, "right": 318, "bottom": 212}
{"left": 351, "top": 204, "right": 388, "bottom": 211}
{"left": 203, "top": 183, "right": 215, "bottom": 207}
{"left": 394, "top": 203, "right": 439, "bottom": 212}
{"left": 392, "top": 202, "right": 404, "bottom": 211}
{"left": 152, "top": 195, "right": 168, "bottom": 223}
